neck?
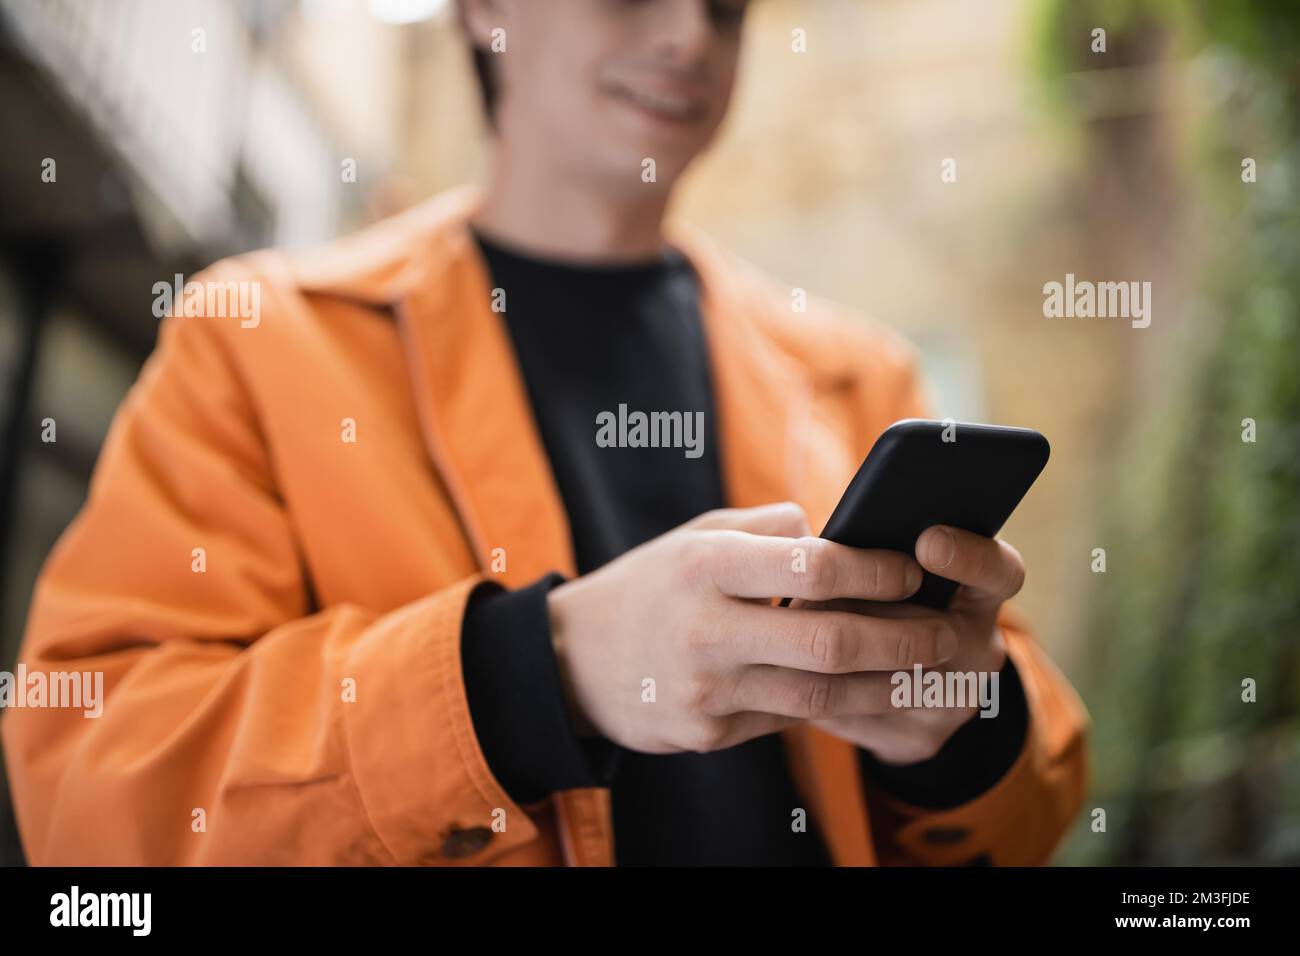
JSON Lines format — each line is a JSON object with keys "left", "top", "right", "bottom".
{"left": 471, "top": 147, "right": 672, "bottom": 263}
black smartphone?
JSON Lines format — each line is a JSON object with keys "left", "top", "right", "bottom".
{"left": 790, "top": 419, "right": 1050, "bottom": 610}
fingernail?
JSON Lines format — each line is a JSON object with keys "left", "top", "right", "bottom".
{"left": 927, "top": 528, "right": 956, "bottom": 569}
{"left": 905, "top": 562, "right": 923, "bottom": 593}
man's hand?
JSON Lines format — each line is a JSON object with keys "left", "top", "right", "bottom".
{"left": 547, "top": 502, "right": 957, "bottom": 755}
{"left": 807, "top": 525, "right": 1023, "bottom": 764}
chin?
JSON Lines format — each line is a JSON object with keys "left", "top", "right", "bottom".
{"left": 617, "top": 129, "right": 713, "bottom": 181}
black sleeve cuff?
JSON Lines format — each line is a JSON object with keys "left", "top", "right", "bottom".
{"left": 460, "top": 572, "right": 620, "bottom": 805}
{"left": 858, "top": 655, "right": 1029, "bottom": 810}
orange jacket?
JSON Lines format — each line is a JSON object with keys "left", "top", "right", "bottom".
{"left": 2, "top": 188, "right": 1088, "bottom": 866}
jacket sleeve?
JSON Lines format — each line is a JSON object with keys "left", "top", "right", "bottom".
{"left": 0, "top": 299, "right": 539, "bottom": 866}
{"left": 854, "top": 323, "right": 1090, "bottom": 866}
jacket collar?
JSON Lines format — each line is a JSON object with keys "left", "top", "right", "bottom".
{"left": 286, "top": 187, "right": 819, "bottom": 582}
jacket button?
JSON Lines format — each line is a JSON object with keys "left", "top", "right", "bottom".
{"left": 442, "top": 825, "right": 493, "bottom": 859}
{"left": 921, "top": 826, "right": 970, "bottom": 846}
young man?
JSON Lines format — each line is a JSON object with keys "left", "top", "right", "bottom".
{"left": 2, "top": 0, "right": 1086, "bottom": 865}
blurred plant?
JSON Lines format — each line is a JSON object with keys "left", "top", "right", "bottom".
{"left": 1031, "top": 0, "right": 1300, "bottom": 864}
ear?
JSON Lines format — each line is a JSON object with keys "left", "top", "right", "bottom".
{"left": 457, "top": 0, "right": 508, "bottom": 51}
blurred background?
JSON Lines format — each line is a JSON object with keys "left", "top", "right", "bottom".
{"left": 0, "top": 0, "right": 1296, "bottom": 866}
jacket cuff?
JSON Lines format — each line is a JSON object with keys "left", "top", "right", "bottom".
{"left": 461, "top": 573, "right": 620, "bottom": 806}
{"left": 858, "top": 655, "right": 1028, "bottom": 810}
{"left": 864, "top": 618, "right": 1090, "bottom": 865}
{"left": 340, "top": 575, "right": 541, "bottom": 865}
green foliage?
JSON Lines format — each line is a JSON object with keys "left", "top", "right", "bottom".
{"left": 1034, "top": 0, "right": 1300, "bottom": 864}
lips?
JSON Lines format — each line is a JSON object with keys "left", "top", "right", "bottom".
{"left": 605, "top": 80, "right": 708, "bottom": 122}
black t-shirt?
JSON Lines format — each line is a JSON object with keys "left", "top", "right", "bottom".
{"left": 458, "top": 230, "right": 1026, "bottom": 866}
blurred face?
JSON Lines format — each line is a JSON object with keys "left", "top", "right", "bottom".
{"left": 467, "top": 0, "right": 748, "bottom": 190}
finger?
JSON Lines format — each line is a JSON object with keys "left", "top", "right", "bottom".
{"left": 723, "top": 666, "right": 897, "bottom": 719}
{"left": 916, "top": 526, "right": 1025, "bottom": 603}
{"left": 720, "top": 602, "right": 957, "bottom": 673}
{"left": 709, "top": 534, "right": 923, "bottom": 602}
{"left": 816, "top": 712, "right": 955, "bottom": 764}
{"left": 713, "top": 711, "right": 803, "bottom": 749}
{"left": 791, "top": 598, "right": 935, "bottom": 619}
{"left": 686, "top": 501, "right": 811, "bottom": 537}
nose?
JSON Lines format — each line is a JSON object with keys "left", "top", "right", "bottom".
{"left": 647, "top": 0, "right": 716, "bottom": 66}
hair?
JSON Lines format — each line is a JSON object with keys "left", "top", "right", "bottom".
{"left": 455, "top": 0, "right": 498, "bottom": 129}
{"left": 470, "top": 43, "right": 498, "bottom": 127}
